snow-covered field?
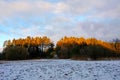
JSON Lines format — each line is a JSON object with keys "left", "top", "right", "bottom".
{"left": 0, "top": 59, "right": 120, "bottom": 80}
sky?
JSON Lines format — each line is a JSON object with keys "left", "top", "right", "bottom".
{"left": 0, "top": 0, "right": 120, "bottom": 51}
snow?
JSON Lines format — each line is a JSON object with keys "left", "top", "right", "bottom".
{"left": 0, "top": 59, "right": 120, "bottom": 80}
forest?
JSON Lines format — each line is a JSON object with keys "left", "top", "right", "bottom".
{"left": 0, "top": 36, "right": 120, "bottom": 60}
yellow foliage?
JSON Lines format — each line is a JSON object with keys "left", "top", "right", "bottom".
{"left": 4, "top": 36, "right": 52, "bottom": 47}
{"left": 57, "top": 36, "right": 116, "bottom": 51}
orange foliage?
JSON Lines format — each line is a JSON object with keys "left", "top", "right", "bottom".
{"left": 4, "top": 36, "right": 52, "bottom": 47}
{"left": 57, "top": 36, "right": 116, "bottom": 51}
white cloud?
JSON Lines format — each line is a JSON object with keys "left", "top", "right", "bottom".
{"left": 0, "top": 0, "right": 69, "bottom": 18}
{"left": 63, "top": 0, "right": 120, "bottom": 18}
{"left": 0, "top": 0, "right": 120, "bottom": 46}
{"left": 0, "top": 0, "right": 120, "bottom": 19}
{"left": 53, "top": 2, "right": 69, "bottom": 14}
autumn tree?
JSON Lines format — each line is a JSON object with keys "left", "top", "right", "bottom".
{"left": 56, "top": 36, "right": 119, "bottom": 60}
{"left": 3, "top": 36, "right": 54, "bottom": 59}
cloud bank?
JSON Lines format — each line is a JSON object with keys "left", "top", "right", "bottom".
{"left": 0, "top": 0, "right": 120, "bottom": 48}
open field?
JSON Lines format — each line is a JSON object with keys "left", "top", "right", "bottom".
{"left": 0, "top": 59, "right": 120, "bottom": 80}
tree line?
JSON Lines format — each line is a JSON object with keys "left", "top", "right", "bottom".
{"left": 2, "top": 36, "right": 54, "bottom": 60}
{"left": 56, "top": 36, "right": 120, "bottom": 60}
{"left": 1, "top": 36, "right": 120, "bottom": 60}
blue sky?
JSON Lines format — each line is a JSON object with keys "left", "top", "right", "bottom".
{"left": 0, "top": 0, "right": 120, "bottom": 51}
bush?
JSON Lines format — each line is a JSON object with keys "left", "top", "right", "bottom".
{"left": 46, "top": 47, "right": 54, "bottom": 58}
{"left": 28, "top": 46, "right": 40, "bottom": 58}
{"left": 57, "top": 43, "right": 119, "bottom": 60}
{"left": 3, "top": 46, "right": 29, "bottom": 60}
{"left": 77, "top": 45, "right": 118, "bottom": 60}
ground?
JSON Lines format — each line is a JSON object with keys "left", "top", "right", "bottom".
{"left": 0, "top": 59, "right": 120, "bottom": 80}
